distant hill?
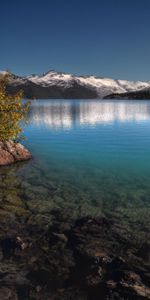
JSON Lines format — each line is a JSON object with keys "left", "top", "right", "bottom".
{"left": 104, "top": 87, "right": 150, "bottom": 99}
{"left": 1, "top": 70, "right": 150, "bottom": 99}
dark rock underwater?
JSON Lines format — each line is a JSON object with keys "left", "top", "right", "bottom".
{"left": 0, "top": 162, "right": 149, "bottom": 300}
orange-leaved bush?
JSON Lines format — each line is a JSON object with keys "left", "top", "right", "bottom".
{"left": 0, "top": 73, "right": 30, "bottom": 141}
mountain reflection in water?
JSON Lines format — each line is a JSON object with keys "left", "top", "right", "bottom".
{"left": 28, "top": 99, "right": 150, "bottom": 129}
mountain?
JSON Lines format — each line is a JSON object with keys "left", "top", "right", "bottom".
{"left": 104, "top": 87, "right": 150, "bottom": 99}
{"left": 2, "top": 70, "right": 150, "bottom": 99}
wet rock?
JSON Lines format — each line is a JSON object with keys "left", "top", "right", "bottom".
{"left": 120, "top": 271, "right": 150, "bottom": 298}
{"left": 16, "top": 236, "right": 30, "bottom": 250}
{"left": 0, "top": 140, "right": 32, "bottom": 166}
{"left": 68, "top": 217, "right": 150, "bottom": 299}
{"left": 106, "top": 279, "right": 117, "bottom": 289}
{"left": 51, "top": 232, "right": 68, "bottom": 244}
{"left": 68, "top": 217, "right": 114, "bottom": 262}
{"left": 86, "top": 266, "right": 103, "bottom": 287}
{"left": 0, "top": 209, "right": 149, "bottom": 300}
{"left": 0, "top": 287, "right": 18, "bottom": 300}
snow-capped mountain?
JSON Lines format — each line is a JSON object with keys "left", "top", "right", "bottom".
{"left": 2, "top": 70, "right": 150, "bottom": 99}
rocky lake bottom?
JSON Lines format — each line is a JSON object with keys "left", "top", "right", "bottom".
{"left": 0, "top": 99, "right": 150, "bottom": 299}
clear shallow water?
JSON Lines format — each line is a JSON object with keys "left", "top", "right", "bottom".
{"left": 1, "top": 99, "right": 150, "bottom": 230}
{"left": 0, "top": 99, "right": 149, "bottom": 300}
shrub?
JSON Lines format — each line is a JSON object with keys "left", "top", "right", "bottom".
{"left": 0, "top": 73, "right": 30, "bottom": 141}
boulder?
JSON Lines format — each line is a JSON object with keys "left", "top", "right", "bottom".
{"left": 0, "top": 140, "right": 31, "bottom": 166}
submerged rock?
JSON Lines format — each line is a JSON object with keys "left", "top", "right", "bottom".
{"left": 0, "top": 170, "right": 149, "bottom": 300}
{"left": 0, "top": 140, "right": 31, "bottom": 166}
{"left": 67, "top": 217, "right": 150, "bottom": 299}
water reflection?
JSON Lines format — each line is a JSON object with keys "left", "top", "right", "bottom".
{"left": 28, "top": 100, "right": 150, "bottom": 129}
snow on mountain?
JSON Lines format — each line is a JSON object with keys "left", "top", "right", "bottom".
{"left": 2, "top": 70, "right": 150, "bottom": 99}
{"left": 27, "top": 71, "right": 73, "bottom": 88}
{"left": 78, "top": 76, "right": 150, "bottom": 97}
{"left": 0, "top": 70, "right": 10, "bottom": 76}
{"left": 27, "top": 71, "right": 150, "bottom": 97}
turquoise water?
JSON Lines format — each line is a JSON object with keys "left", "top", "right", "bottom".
{"left": 18, "top": 99, "right": 150, "bottom": 228}
{"left": 1, "top": 99, "right": 150, "bottom": 235}
{"left": 0, "top": 99, "right": 149, "bottom": 298}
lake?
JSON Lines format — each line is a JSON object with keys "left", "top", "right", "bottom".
{"left": 1, "top": 99, "right": 150, "bottom": 230}
{"left": 0, "top": 99, "right": 150, "bottom": 299}
{"left": 21, "top": 99, "right": 150, "bottom": 225}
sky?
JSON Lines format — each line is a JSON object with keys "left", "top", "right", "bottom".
{"left": 0, "top": 0, "right": 150, "bottom": 80}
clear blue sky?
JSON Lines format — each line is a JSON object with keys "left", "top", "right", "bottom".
{"left": 0, "top": 0, "right": 150, "bottom": 80}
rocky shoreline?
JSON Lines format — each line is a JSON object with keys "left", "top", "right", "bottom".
{"left": 0, "top": 153, "right": 149, "bottom": 299}
{"left": 0, "top": 207, "right": 149, "bottom": 299}
{"left": 0, "top": 140, "right": 32, "bottom": 166}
